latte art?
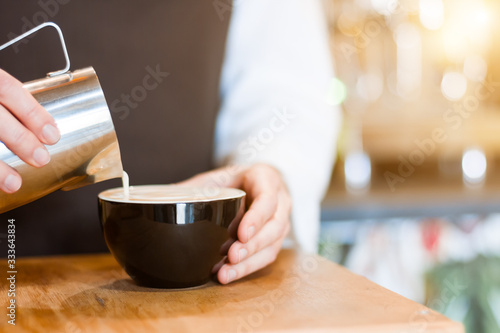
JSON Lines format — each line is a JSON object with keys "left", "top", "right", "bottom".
{"left": 99, "top": 185, "right": 245, "bottom": 204}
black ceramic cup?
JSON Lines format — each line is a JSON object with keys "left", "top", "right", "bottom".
{"left": 98, "top": 185, "right": 245, "bottom": 288}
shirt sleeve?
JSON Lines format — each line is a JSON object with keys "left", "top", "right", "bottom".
{"left": 214, "top": 0, "right": 342, "bottom": 253}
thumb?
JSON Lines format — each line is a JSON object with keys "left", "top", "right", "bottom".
{"left": 176, "top": 166, "right": 244, "bottom": 188}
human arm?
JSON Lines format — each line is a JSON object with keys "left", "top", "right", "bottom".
{"left": 178, "top": 163, "right": 291, "bottom": 284}
{"left": 214, "top": 0, "right": 341, "bottom": 253}
{"left": 180, "top": 0, "right": 341, "bottom": 284}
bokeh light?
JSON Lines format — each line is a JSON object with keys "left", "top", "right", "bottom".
{"left": 419, "top": 0, "right": 444, "bottom": 30}
{"left": 441, "top": 72, "right": 467, "bottom": 101}
{"left": 370, "top": 0, "right": 393, "bottom": 15}
{"left": 326, "top": 78, "right": 347, "bottom": 106}
{"left": 345, "top": 151, "right": 372, "bottom": 191}
{"left": 462, "top": 148, "right": 487, "bottom": 185}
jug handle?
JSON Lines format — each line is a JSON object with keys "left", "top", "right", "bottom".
{"left": 0, "top": 22, "right": 70, "bottom": 77}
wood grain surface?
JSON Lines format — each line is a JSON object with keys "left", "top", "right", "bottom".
{"left": 0, "top": 250, "right": 463, "bottom": 333}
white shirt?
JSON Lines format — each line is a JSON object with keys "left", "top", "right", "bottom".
{"left": 215, "top": 0, "right": 342, "bottom": 253}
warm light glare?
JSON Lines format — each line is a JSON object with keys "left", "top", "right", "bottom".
{"left": 442, "top": 0, "right": 492, "bottom": 60}
{"left": 442, "top": 28, "right": 468, "bottom": 63}
{"left": 462, "top": 148, "right": 487, "bottom": 184}
{"left": 441, "top": 72, "right": 467, "bottom": 101}
{"left": 345, "top": 151, "right": 372, "bottom": 191}
{"left": 466, "top": 3, "right": 492, "bottom": 51}
{"left": 370, "top": 0, "right": 393, "bottom": 15}
{"left": 327, "top": 78, "right": 347, "bottom": 106}
{"left": 472, "top": 6, "right": 491, "bottom": 29}
{"left": 419, "top": 0, "right": 444, "bottom": 30}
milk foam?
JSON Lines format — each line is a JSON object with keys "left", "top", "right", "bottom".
{"left": 99, "top": 185, "right": 245, "bottom": 204}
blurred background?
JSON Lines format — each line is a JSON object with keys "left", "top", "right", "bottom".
{"left": 320, "top": 0, "right": 500, "bottom": 332}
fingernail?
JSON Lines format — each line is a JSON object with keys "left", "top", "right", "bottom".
{"left": 248, "top": 226, "right": 255, "bottom": 239}
{"left": 227, "top": 269, "right": 236, "bottom": 283}
{"left": 4, "top": 174, "right": 21, "bottom": 192}
{"left": 42, "top": 124, "right": 61, "bottom": 144}
{"left": 238, "top": 248, "right": 248, "bottom": 262}
{"left": 33, "top": 147, "right": 50, "bottom": 166}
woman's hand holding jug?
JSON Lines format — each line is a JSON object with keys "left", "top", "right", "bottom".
{"left": 0, "top": 69, "right": 60, "bottom": 193}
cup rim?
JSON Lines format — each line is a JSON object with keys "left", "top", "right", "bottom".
{"left": 98, "top": 184, "right": 245, "bottom": 204}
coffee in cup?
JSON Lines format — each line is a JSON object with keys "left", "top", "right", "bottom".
{"left": 98, "top": 185, "right": 245, "bottom": 288}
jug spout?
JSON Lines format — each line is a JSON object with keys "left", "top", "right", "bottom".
{"left": 61, "top": 140, "right": 123, "bottom": 191}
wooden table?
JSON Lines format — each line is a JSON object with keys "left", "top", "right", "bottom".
{"left": 1, "top": 250, "right": 463, "bottom": 333}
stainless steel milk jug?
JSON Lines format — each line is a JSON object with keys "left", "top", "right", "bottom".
{"left": 0, "top": 22, "right": 123, "bottom": 213}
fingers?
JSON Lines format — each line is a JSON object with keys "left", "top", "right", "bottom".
{"left": 237, "top": 195, "right": 278, "bottom": 243}
{"left": 237, "top": 167, "right": 282, "bottom": 243}
{"left": 178, "top": 164, "right": 292, "bottom": 285}
{"left": 0, "top": 161, "right": 22, "bottom": 193}
{"left": 176, "top": 166, "right": 243, "bottom": 188}
{"left": 176, "top": 171, "right": 212, "bottom": 187}
{"left": 0, "top": 69, "right": 60, "bottom": 145}
{"left": 228, "top": 218, "right": 290, "bottom": 265}
{"left": 0, "top": 104, "right": 51, "bottom": 168}
{"left": 218, "top": 242, "right": 282, "bottom": 285}
{"left": 218, "top": 186, "right": 291, "bottom": 284}
{"left": 228, "top": 189, "right": 291, "bottom": 265}
{"left": 0, "top": 69, "right": 59, "bottom": 193}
